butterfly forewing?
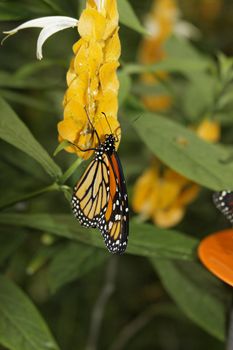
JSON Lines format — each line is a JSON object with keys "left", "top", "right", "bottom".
{"left": 72, "top": 157, "right": 110, "bottom": 228}
{"left": 213, "top": 190, "right": 233, "bottom": 224}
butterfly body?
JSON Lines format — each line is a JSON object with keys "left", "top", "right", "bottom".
{"left": 213, "top": 190, "right": 233, "bottom": 224}
{"left": 71, "top": 134, "right": 129, "bottom": 254}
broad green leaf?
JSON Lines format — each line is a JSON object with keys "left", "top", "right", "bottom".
{"left": 0, "top": 214, "right": 198, "bottom": 261}
{"left": 165, "top": 36, "right": 206, "bottom": 61}
{"left": 0, "top": 0, "right": 55, "bottom": 20}
{"left": 152, "top": 260, "right": 230, "bottom": 341}
{"left": 182, "top": 73, "right": 216, "bottom": 121}
{"left": 0, "top": 3, "right": 37, "bottom": 20}
{"left": 0, "top": 97, "right": 62, "bottom": 179}
{"left": 0, "top": 89, "right": 53, "bottom": 112}
{"left": 0, "top": 145, "right": 48, "bottom": 182}
{"left": 118, "top": 70, "right": 132, "bottom": 106}
{"left": 0, "top": 230, "right": 27, "bottom": 265}
{"left": 118, "top": 0, "right": 148, "bottom": 35}
{"left": 48, "top": 242, "right": 108, "bottom": 293}
{"left": 0, "top": 275, "right": 59, "bottom": 350}
{"left": 127, "top": 109, "right": 233, "bottom": 190}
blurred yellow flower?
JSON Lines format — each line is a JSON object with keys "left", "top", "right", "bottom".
{"left": 58, "top": 0, "right": 121, "bottom": 159}
{"left": 195, "top": 118, "right": 221, "bottom": 143}
{"left": 139, "top": 0, "right": 177, "bottom": 112}
{"left": 132, "top": 161, "right": 199, "bottom": 228}
{"left": 132, "top": 118, "right": 221, "bottom": 228}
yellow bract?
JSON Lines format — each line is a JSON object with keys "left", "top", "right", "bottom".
{"left": 132, "top": 119, "right": 221, "bottom": 228}
{"left": 58, "top": 0, "right": 121, "bottom": 159}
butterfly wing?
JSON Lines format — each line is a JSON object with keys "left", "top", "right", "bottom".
{"left": 100, "top": 151, "right": 129, "bottom": 254}
{"left": 71, "top": 158, "right": 110, "bottom": 228}
{"left": 71, "top": 148, "right": 129, "bottom": 254}
{"left": 213, "top": 190, "right": 233, "bottom": 224}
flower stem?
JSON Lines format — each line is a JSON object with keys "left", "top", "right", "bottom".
{"left": 59, "top": 158, "right": 83, "bottom": 185}
{"left": 0, "top": 182, "right": 60, "bottom": 210}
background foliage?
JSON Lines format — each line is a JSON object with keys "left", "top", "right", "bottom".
{"left": 0, "top": 0, "right": 233, "bottom": 349}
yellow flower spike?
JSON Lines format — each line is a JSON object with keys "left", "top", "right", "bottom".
{"left": 78, "top": 8, "right": 106, "bottom": 41}
{"left": 104, "top": 30, "right": 121, "bottom": 62}
{"left": 99, "top": 62, "right": 119, "bottom": 94}
{"left": 58, "top": 0, "right": 121, "bottom": 159}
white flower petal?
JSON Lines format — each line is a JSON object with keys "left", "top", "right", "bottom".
{"left": 2, "top": 16, "right": 78, "bottom": 45}
{"left": 3, "top": 16, "right": 78, "bottom": 35}
{"left": 174, "top": 21, "right": 201, "bottom": 40}
{"left": 94, "top": 0, "right": 105, "bottom": 12}
{"left": 36, "top": 22, "right": 77, "bottom": 60}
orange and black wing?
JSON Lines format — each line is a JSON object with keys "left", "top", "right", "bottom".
{"left": 71, "top": 151, "right": 129, "bottom": 254}
{"left": 99, "top": 151, "right": 129, "bottom": 254}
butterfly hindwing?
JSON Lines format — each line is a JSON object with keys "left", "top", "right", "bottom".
{"left": 100, "top": 151, "right": 129, "bottom": 254}
{"left": 213, "top": 190, "right": 233, "bottom": 224}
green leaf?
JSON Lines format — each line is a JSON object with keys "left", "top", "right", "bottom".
{"left": 53, "top": 140, "right": 70, "bottom": 156}
{"left": 0, "top": 275, "right": 59, "bottom": 350}
{"left": 124, "top": 58, "right": 210, "bottom": 76}
{"left": 152, "top": 260, "right": 230, "bottom": 341}
{"left": 0, "top": 96, "right": 62, "bottom": 179}
{"left": 182, "top": 73, "right": 216, "bottom": 122}
{"left": 118, "top": 0, "right": 148, "bottom": 35}
{"left": 0, "top": 3, "right": 36, "bottom": 20}
{"left": 0, "top": 89, "right": 53, "bottom": 112}
{"left": 118, "top": 70, "right": 132, "bottom": 106}
{"left": 0, "top": 214, "right": 198, "bottom": 261}
{"left": 0, "top": 1, "right": 54, "bottom": 20}
{"left": 48, "top": 242, "right": 108, "bottom": 293}
{"left": 0, "top": 230, "right": 27, "bottom": 265}
{"left": 127, "top": 109, "right": 233, "bottom": 190}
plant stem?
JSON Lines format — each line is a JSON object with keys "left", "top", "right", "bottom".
{"left": 86, "top": 256, "right": 118, "bottom": 350}
{"left": 59, "top": 158, "right": 83, "bottom": 185}
{"left": 0, "top": 183, "right": 60, "bottom": 210}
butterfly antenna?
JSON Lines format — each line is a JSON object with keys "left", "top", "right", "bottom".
{"left": 68, "top": 141, "right": 97, "bottom": 152}
{"left": 84, "top": 106, "right": 100, "bottom": 144}
{"left": 102, "top": 112, "right": 114, "bottom": 134}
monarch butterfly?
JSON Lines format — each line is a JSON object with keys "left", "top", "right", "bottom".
{"left": 213, "top": 190, "right": 233, "bottom": 224}
{"left": 71, "top": 113, "right": 129, "bottom": 254}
